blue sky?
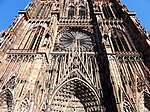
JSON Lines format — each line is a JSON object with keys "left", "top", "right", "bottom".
{"left": 0, "top": 0, "right": 31, "bottom": 31}
{"left": 0, "top": 0, "right": 150, "bottom": 31}
{"left": 121, "top": 0, "right": 150, "bottom": 31}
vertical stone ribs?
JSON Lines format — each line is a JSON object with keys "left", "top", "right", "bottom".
{"left": 49, "top": 51, "right": 101, "bottom": 91}
{"left": 87, "top": 0, "right": 118, "bottom": 112}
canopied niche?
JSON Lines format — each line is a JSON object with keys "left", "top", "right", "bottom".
{"left": 68, "top": 5, "right": 75, "bottom": 18}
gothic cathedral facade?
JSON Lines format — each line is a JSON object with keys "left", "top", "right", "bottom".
{"left": 0, "top": 0, "right": 150, "bottom": 112}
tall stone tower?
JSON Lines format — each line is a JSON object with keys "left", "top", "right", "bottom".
{"left": 0, "top": 0, "right": 150, "bottom": 111}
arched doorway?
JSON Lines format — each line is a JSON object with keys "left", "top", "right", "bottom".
{"left": 49, "top": 78, "right": 101, "bottom": 112}
{"left": 0, "top": 89, "right": 13, "bottom": 112}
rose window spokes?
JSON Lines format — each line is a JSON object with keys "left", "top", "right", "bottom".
{"left": 57, "top": 31, "right": 93, "bottom": 51}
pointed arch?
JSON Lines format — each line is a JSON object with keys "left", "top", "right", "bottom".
{"left": 138, "top": 91, "right": 150, "bottom": 112}
{"left": 123, "top": 100, "right": 134, "bottom": 112}
{"left": 24, "top": 25, "right": 45, "bottom": 50}
{"left": 0, "top": 89, "right": 13, "bottom": 112}
{"left": 68, "top": 6, "right": 75, "bottom": 18}
{"left": 48, "top": 77, "right": 102, "bottom": 112}
{"left": 59, "top": 69, "right": 94, "bottom": 87}
{"left": 2, "top": 72, "right": 17, "bottom": 90}
{"left": 50, "top": 77, "right": 101, "bottom": 103}
{"left": 79, "top": 5, "right": 86, "bottom": 18}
